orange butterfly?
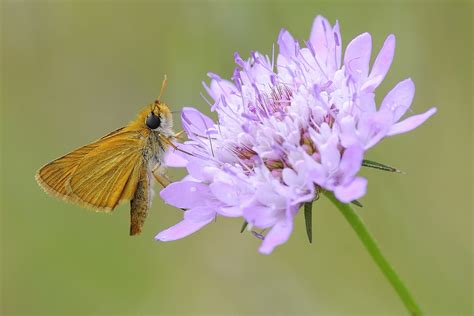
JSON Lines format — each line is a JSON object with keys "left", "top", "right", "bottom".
{"left": 36, "top": 79, "right": 182, "bottom": 235}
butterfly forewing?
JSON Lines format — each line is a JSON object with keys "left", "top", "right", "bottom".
{"left": 36, "top": 129, "right": 147, "bottom": 211}
{"left": 36, "top": 143, "right": 100, "bottom": 200}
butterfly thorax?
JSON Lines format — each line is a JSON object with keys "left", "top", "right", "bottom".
{"left": 144, "top": 130, "right": 166, "bottom": 166}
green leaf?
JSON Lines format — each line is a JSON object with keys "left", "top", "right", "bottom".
{"left": 304, "top": 202, "right": 313, "bottom": 243}
{"left": 362, "top": 159, "right": 403, "bottom": 173}
{"left": 240, "top": 221, "right": 248, "bottom": 233}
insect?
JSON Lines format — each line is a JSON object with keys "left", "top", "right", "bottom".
{"left": 36, "top": 78, "right": 182, "bottom": 235}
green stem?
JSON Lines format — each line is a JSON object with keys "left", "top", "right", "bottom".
{"left": 323, "top": 191, "right": 422, "bottom": 316}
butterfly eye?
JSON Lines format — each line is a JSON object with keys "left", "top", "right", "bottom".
{"left": 146, "top": 112, "right": 161, "bottom": 129}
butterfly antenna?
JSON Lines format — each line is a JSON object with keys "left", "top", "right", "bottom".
{"left": 156, "top": 74, "right": 168, "bottom": 103}
{"left": 158, "top": 134, "right": 193, "bottom": 157}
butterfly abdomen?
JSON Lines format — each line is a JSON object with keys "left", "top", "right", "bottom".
{"left": 129, "top": 167, "right": 151, "bottom": 236}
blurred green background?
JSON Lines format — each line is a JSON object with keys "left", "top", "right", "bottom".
{"left": 1, "top": 1, "right": 472, "bottom": 315}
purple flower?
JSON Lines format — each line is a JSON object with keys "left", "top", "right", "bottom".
{"left": 156, "top": 15, "right": 436, "bottom": 254}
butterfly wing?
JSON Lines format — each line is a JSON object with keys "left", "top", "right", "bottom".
{"left": 36, "top": 128, "right": 147, "bottom": 211}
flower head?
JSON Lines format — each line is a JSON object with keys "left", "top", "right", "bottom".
{"left": 157, "top": 15, "right": 436, "bottom": 254}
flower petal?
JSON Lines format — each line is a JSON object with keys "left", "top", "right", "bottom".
{"left": 160, "top": 181, "right": 213, "bottom": 209}
{"left": 309, "top": 15, "right": 330, "bottom": 54}
{"left": 243, "top": 205, "right": 279, "bottom": 228}
{"left": 186, "top": 159, "right": 217, "bottom": 182}
{"left": 339, "top": 116, "right": 358, "bottom": 148}
{"left": 380, "top": 78, "right": 415, "bottom": 122}
{"left": 358, "top": 91, "right": 376, "bottom": 112}
{"left": 358, "top": 110, "right": 393, "bottom": 149}
{"left": 309, "top": 15, "right": 337, "bottom": 71}
{"left": 319, "top": 135, "right": 341, "bottom": 172}
{"left": 282, "top": 168, "right": 300, "bottom": 187}
{"left": 278, "top": 29, "right": 297, "bottom": 59}
{"left": 333, "top": 21, "right": 342, "bottom": 69}
{"left": 344, "top": 32, "right": 372, "bottom": 82}
{"left": 334, "top": 177, "right": 367, "bottom": 203}
{"left": 206, "top": 78, "right": 241, "bottom": 112}
{"left": 259, "top": 218, "right": 294, "bottom": 255}
{"left": 181, "top": 107, "right": 215, "bottom": 139}
{"left": 363, "top": 34, "right": 396, "bottom": 92}
{"left": 387, "top": 107, "right": 437, "bottom": 136}
{"left": 209, "top": 182, "right": 240, "bottom": 205}
{"left": 155, "top": 217, "right": 213, "bottom": 242}
{"left": 255, "top": 182, "right": 287, "bottom": 209}
{"left": 164, "top": 150, "right": 188, "bottom": 167}
{"left": 217, "top": 206, "right": 243, "bottom": 217}
{"left": 184, "top": 206, "right": 216, "bottom": 222}
{"left": 338, "top": 145, "right": 364, "bottom": 183}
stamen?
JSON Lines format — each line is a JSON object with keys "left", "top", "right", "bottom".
{"left": 251, "top": 230, "right": 265, "bottom": 240}
{"left": 305, "top": 40, "right": 329, "bottom": 80}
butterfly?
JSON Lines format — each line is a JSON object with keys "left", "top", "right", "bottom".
{"left": 36, "top": 79, "right": 183, "bottom": 235}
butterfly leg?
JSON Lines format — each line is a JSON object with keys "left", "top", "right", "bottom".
{"left": 152, "top": 166, "right": 171, "bottom": 188}
{"left": 173, "top": 130, "right": 185, "bottom": 140}
{"left": 158, "top": 134, "right": 192, "bottom": 156}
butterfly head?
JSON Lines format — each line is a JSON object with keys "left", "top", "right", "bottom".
{"left": 133, "top": 76, "right": 173, "bottom": 135}
{"left": 144, "top": 100, "right": 173, "bottom": 133}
